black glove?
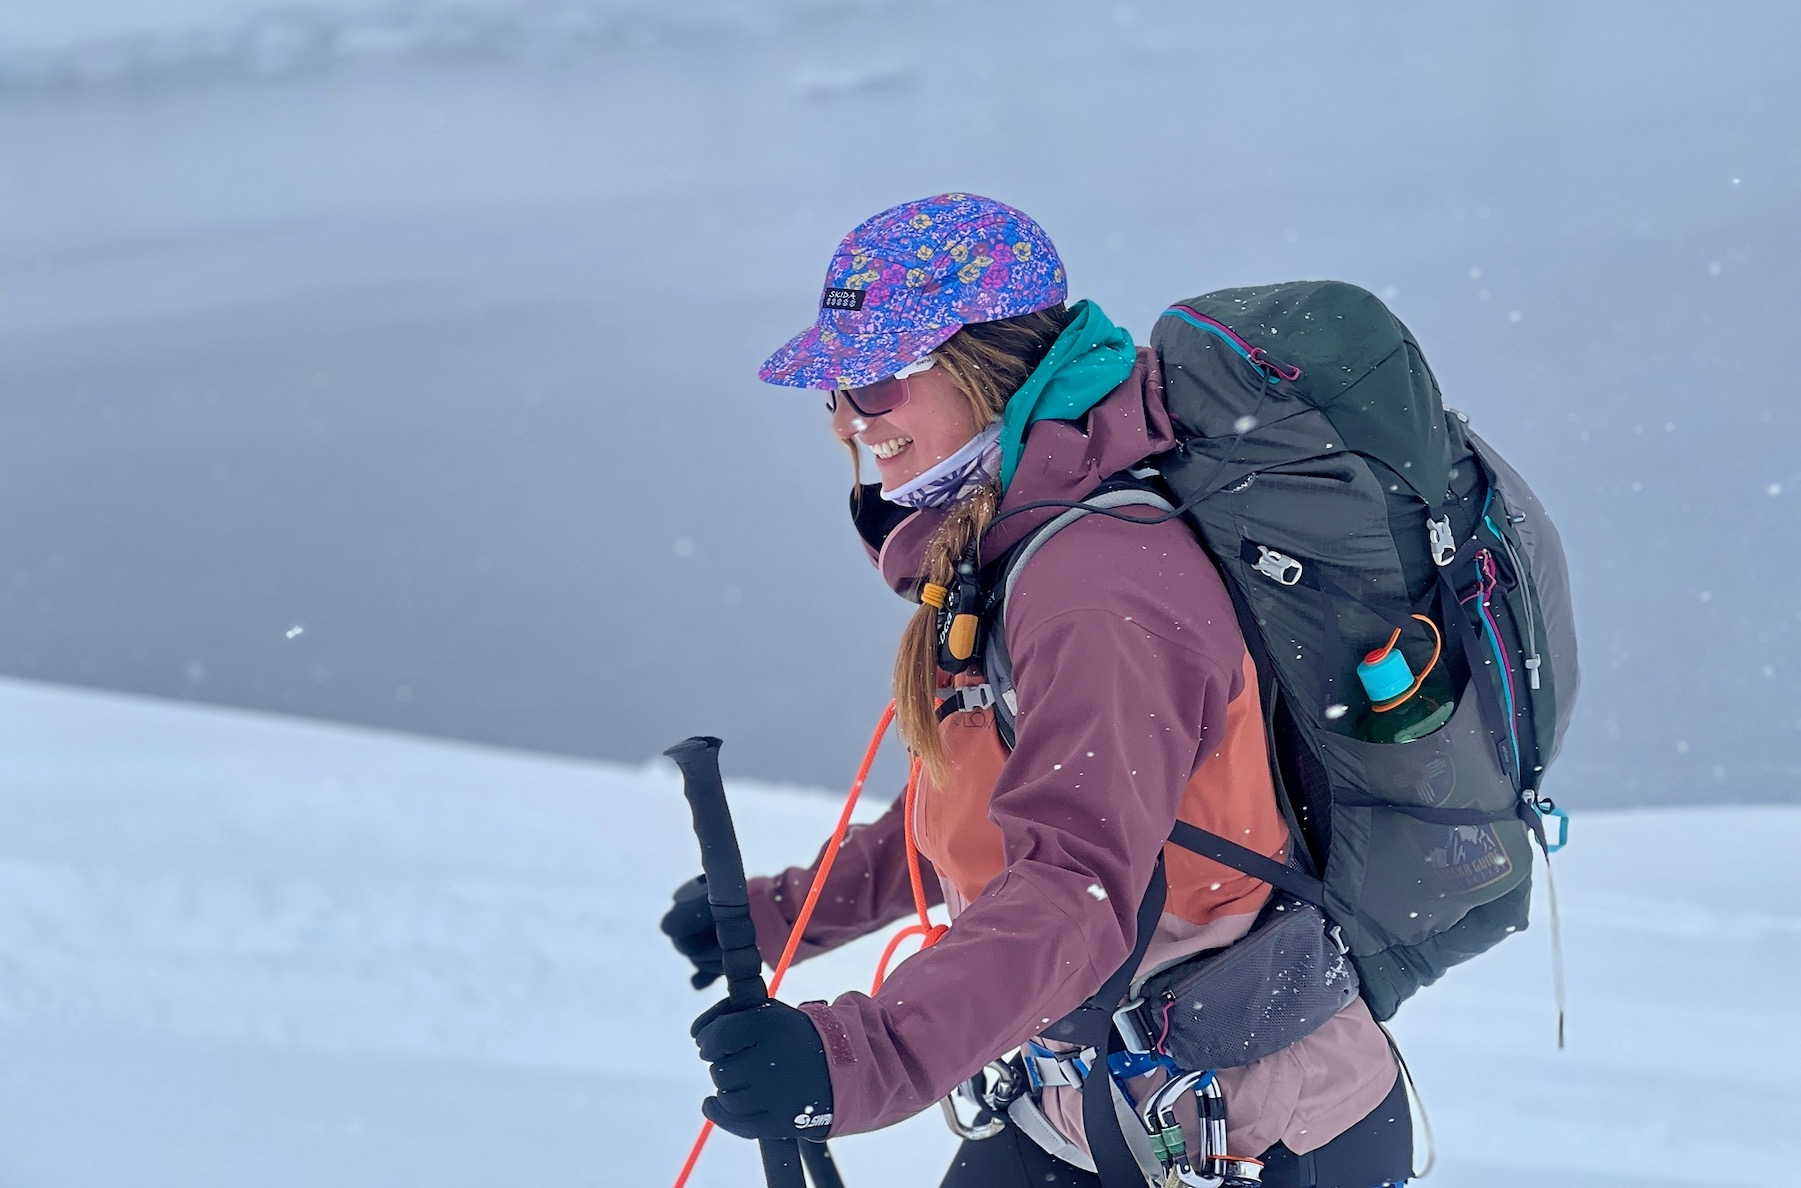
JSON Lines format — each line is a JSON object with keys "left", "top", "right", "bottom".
{"left": 692, "top": 998, "right": 834, "bottom": 1141}
{"left": 661, "top": 875, "right": 724, "bottom": 989}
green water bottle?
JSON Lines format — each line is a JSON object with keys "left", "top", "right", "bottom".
{"left": 1357, "top": 631, "right": 1454, "bottom": 743}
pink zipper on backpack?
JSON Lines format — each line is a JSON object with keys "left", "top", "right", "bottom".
{"left": 1165, "top": 304, "right": 1303, "bottom": 382}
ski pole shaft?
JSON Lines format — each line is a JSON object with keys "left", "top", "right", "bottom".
{"left": 800, "top": 1139, "right": 847, "bottom": 1188}
{"left": 665, "top": 735, "right": 808, "bottom": 1188}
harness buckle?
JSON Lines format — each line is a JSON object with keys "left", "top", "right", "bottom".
{"left": 1024, "top": 1042, "right": 1092, "bottom": 1090}
{"left": 1428, "top": 516, "right": 1458, "bottom": 567}
{"left": 1253, "top": 546, "right": 1304, "bottom": 586}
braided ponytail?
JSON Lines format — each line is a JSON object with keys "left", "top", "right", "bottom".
{"left": 893, "top": 484, "right": 999, "bottom": 780}
{"left": 880, "top": 303, "right": 1076, "bottom": 780}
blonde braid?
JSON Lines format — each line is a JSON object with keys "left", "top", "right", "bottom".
{"left": 893, "top": 484, "right": 999, "bottom": 780}
{"left": 875, "top": 303, "right": 1075, "bottom": 779}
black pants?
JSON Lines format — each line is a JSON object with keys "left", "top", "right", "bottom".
{"left": 938, "top": 1071, "right": 1412, "bottom": 1188}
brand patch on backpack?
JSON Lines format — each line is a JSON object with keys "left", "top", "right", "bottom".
{"left": 821, "top": 287, "right": 865, "bottom": 311}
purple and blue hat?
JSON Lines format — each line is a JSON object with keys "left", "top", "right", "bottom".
{"left": 759, "top": 193, "right": 1067, "bottom": 391}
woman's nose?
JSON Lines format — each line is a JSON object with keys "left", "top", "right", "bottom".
{"left": 829, "top": 396, "right": 863, "bottom": 440}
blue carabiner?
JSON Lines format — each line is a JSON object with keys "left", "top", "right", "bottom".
{"left": 1537, "top": 801, "right": 1570, "bottom": 853}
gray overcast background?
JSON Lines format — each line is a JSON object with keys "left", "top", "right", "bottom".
{"left": 2, "top": 0, "right": 1797, "bottom": 806}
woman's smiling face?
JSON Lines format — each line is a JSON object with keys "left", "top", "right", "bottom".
{"left": 829, "top": 360, "right": 983, "bottom": 490}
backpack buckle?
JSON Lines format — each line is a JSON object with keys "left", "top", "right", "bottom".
{"left": 1429, "top": 516, "right": 1458, "bottom": 567}
{"left": 1253, "top": 545, "right": 1304, "bottom": 586}
{"left": 951, "top": 684, "right": 997, "bottom": 712}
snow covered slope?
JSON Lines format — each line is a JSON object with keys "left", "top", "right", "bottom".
{"left": 0, "top": 676, "right": 1796, "bottom": 1186}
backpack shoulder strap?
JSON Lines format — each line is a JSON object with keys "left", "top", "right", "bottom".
{"left": 972, "top": 485, "right": 1175, "bottom": 748}
{"left": 963, "top": 484, "right": 1330, "bottom": 910}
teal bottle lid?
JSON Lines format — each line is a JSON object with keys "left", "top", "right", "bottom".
{"left": 1357, "top": 646, "right": 1415, "bottom": 704}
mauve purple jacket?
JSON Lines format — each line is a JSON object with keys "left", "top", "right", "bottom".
{"left": 747, "top": 349, "right": 1395, "bottom": 1160}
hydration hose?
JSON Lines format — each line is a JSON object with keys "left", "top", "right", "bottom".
{"left": 671, "top": 703, "right": 944, "bottom": 1188}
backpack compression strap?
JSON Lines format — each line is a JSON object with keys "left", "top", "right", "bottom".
{"left": 1168, "top": 820, "right": 1324, "bottom": 908}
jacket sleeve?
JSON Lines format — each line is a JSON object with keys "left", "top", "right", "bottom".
{"left": 798, "top": 519, "right": 1243, "bottom": 1135}
{"left": 747, "top": 789, "right": 942, "bottom": 970}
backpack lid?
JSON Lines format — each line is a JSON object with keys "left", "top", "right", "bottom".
{"left": 1178, "top": 282, "right": 1457, "bottom": 505}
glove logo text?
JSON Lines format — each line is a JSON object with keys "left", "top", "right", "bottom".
{"left": 793, "top": 1108, "right": 833, "bottom": 1131}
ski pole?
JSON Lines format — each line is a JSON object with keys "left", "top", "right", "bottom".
{"left": 665, "top": 735, "right": 810, "bottom": 1188}
{"left": 799, "top": 1141, "right": 846, "bottom": 1188}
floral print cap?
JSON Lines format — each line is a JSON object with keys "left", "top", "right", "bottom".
{"left": 759, "top": 193, "right": 1068, "bottom": 391}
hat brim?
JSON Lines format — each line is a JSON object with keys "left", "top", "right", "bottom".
{"left": 758, "top": 320, "right": 963, "bottom": 391}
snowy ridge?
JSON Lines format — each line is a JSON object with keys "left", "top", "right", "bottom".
{"left": 0, "top": 0, "right": 924, "bottom": 96}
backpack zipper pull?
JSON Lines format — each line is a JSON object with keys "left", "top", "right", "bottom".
{"left": 1246, "top": 346, "right": 1302, "bottom": 383}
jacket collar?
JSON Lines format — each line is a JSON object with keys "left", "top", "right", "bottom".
{"left": 853, "top": 346, "right": 1174, "bottom": 599}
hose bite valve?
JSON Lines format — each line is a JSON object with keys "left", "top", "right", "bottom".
{"left": 923, "top": 548, "right": 986, "bottom": 672}
{"left": 1137, "top": 1071, "right": 1263, "bottom": 1187}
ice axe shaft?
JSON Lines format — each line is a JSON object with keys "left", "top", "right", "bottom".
{"left": 666, "top": 736, "right": 844, "bottom": 1188}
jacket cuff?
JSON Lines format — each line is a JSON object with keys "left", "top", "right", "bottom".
{"left": 795, "top": 1001, "right": 868, "bottom": 1135}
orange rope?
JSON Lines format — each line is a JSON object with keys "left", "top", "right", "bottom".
{"left": 768, "top": 702, "right": 895, "bottom": 995}
{"left": 902, "top": 755, "right": 935, "bottom": 923}
{"left": 673, "top": 703, "right": 908, "bottom": 1187}
{"left": 869, "top": 755, "right": 947, "bottom": 993}
{"left": 671, "top": 1121, "right": 714, "bottom": 1188}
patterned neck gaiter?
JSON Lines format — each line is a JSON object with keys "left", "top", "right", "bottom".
{"left": 880, "top": 422, "right": 1003, "bottom": 510}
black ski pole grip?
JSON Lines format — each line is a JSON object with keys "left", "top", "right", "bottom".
{"left": 665, "top": 735, "right": 811, "bottom": 1188}
{"left": 666, "top": 736, "right": 769, "bottom": 1011}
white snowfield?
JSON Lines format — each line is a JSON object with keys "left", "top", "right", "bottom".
{"left": 0, "top": 677, "right": 1794, "bottom": 1187}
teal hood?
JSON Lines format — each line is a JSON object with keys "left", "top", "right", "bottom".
{"left": 997, "top": 299, "right": 1136, "bottom": 490}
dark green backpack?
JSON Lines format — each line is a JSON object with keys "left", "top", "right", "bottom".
{"left": 977, "top": 280, "right": 1579, "bottom": 1022}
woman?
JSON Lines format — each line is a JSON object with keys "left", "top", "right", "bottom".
{"left": 664, "top": 194, "right": 1412, "bottom": 1188}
